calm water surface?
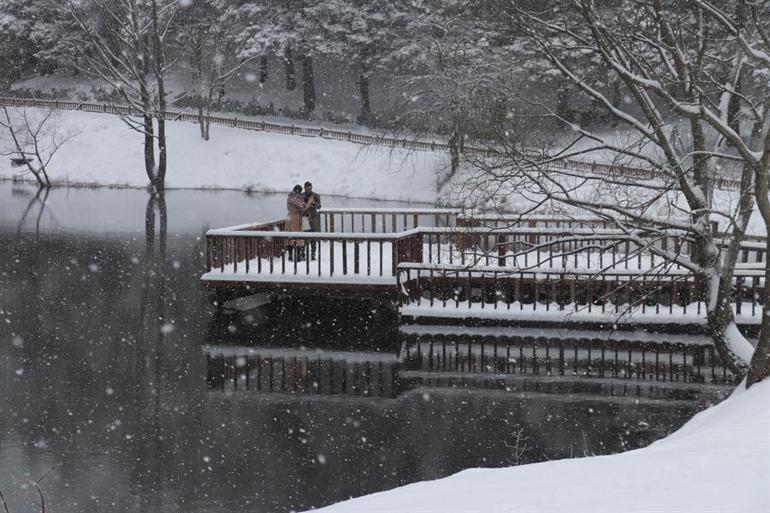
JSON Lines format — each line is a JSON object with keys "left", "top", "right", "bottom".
{"left": 0, "top": 184, "right": 704, "bottom": 513}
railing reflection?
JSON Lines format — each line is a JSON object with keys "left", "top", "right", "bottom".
{"left": 205, "top": 346, "right": 401, "bottom": 398}
{"left": 203, "top": 330, "right": 736, "bottom": 402}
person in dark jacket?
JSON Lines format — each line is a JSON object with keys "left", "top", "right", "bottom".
{"left": 302, "top": 181, "right": 321, "bottom": 260}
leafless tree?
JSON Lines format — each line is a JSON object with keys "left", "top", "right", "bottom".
{"left": 466, "top": 0, "right": 770, "bottom": 383}
{"left": 57, "top": 0, "right": 177, "bottom": 193}
{"left": 504, "top": 424, "right": 529, "bottom": 465}
{"left": 0, "top": 107, "right": 77, "bottom": 188}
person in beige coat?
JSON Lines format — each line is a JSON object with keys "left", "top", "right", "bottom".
{"left": 287, "top": 184, "right": 310, "bottom": 260}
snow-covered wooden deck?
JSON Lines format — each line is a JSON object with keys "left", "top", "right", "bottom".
{"left": 202, "top": 208, "right": 767, "bottom": 326}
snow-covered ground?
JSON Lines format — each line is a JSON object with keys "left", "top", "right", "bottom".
{"left": 313, "top": 378, "right": 770, "bottom": 513}
{"left": 0, "top": 109, "right": 444, "bottom": 203}
{"left": 1, "top": 107, "right": 766, "bottom": 237}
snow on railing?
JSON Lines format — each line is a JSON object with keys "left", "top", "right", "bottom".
{"left": 0, "top": 96, "right": 744, "bottom": 191}
{"left": 395, "top": 263, "right": 766, "bottom": 322}
{"left": 204, "top": 209, "right": 766, "bottom": 282}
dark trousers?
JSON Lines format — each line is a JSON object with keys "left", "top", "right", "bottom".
{"left": 307, "top": 217, "right": 320, "bottom": 258}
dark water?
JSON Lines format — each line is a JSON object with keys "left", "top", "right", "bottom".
{"left": 0, "top": 184, "right": 704, "bottom": 513}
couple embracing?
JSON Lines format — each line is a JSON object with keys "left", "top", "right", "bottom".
{"left": 286, "top": 181, "right": 321, "bottom": 261}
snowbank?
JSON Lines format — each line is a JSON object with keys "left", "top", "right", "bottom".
{"left": 313, "top": 379, "right": 770, "bottom": 513}
{"left": 0, "top": 109, "right": 444, "bottom": 203}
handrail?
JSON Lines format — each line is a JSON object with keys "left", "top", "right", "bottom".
{"left": 318, "top": 207, "right": 460, "bottom": 214}
{"left": 206, "top": 217, "right": 766, "bottom": 244}
{"left": 396, "top": 261, "right": 767, "bottom": 277}
{"left": 0, "top": 96, "right": 744, "bottom": 191}
{"left": 206, "top": 229, "right": 408, "bottom": 239}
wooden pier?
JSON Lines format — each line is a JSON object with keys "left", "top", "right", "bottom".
{"left": 202, "top": 208, "right": 766, "bottom": 327}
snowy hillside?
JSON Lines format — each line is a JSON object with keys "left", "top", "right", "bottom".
{"left": 0, "top": 109, "right": 445, "bottom": 203}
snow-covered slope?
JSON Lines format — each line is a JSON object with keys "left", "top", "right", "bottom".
{"left": 313, "top": 379, "right": 770, "bottom": 513}
{"left": 0, "top": 109, "right": 444, "bottom": 203}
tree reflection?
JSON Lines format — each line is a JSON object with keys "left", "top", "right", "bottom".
{"left": 132, "top": 191, "right": 169, "bottom": 506}
{"left": 15, "top": 186, "right": 51, "bottom": 236}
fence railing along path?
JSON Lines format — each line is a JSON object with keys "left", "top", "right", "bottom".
{"left": 0, "top": 96, "right": 743, "bottom": 191}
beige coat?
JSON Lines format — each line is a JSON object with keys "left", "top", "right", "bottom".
{"left": 286, "top": 191, "right": 305, "bottom": 232}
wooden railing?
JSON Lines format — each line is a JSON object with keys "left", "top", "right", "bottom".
{"left": 400, "top": 333, "right": 737, "bottom": 385}
{"left": 320, "top": 207, "right": 458, "bottom": 233}
{"left": 423, "top": 228, "right": 766, "bottom": 268}
{"left": 204, "top": 210, "right": 766, "bottom": 286}
{"left": 1, "top": 96, "right": 744, "bottom": 191}
{"left": 205, "top": 228, "right": 424, "bottom": 280}
{"left": 396, "top": 263, "right": 766, "bottom": 320}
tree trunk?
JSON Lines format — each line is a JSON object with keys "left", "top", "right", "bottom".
{"left": 302, "top": 54, "right": 316, "bottom": 113}
{"left": 284, "top": 47, "right": 296, "bottom": 91}
{"left": 556, "top": 83, "right": 573, "bottom": 124}
{"left": 150, "top": 0, "right": 167, "bottom": 192}
{"left": 448, "top": 130, "right": 461, "bottom": 177}
{"left": 142, "top": 108, "right": 155, "bottom": 184}
{"left": 197, "top": 103, "right": 206, "bottom": 140}
{"left": 259, "top": 56, "right": 268, "bottom": 84}
{"left": 199, "top": 92, "right": 211, "bottom": 141}
{"left": 139, "top": 32, "right": 155, "bottom": 186}
{"left": 746, "top": 242, "right": 770, "bottom": 387}
{"left": 358, "top": 64, "right": 371, "bottom": 125}
{"left": 705, "top": 282, "right": 750, "bottom": 377}
{"left": 747, "top": 159, "right": 770, "bottom": 387}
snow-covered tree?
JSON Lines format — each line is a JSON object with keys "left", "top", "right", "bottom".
{"left": 485, "top": 0, "right": 770, "bottom": 382}
{"left": 175, "top": 0, "right": 258, "bottom": 140}
{"left": 228, "top": 0, "right": 317, "bottom": 113}
{"left": 58, "top": 0, "right": 177, "bottom": 192}
{"left": 305, "top": 0, "right": 408, "bottom": 125}
{"left": 387, "top": 0, "right": 514, "bottom": 172}
{"left": 0, "top": 0, "right": 71, "bottom": 86}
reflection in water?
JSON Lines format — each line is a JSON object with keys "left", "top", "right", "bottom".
{"left": 14, "top": 185, "right": 51, "bottom": 235}
{"left": 137, "top": 191, "right": 168, "bottom": 508}
{"left": 0, "top": 185, "right": 714, "bottom": 513}
{"left": 206, "top": 346, "right": 400, "bottom": 398}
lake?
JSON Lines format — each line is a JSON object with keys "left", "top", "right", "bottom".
{"left": 0, "top": 183, "right": 710, "bottom": 513}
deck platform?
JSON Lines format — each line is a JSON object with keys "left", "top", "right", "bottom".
{"left": 202, "top": 208, "right": 767, "bottom": 327}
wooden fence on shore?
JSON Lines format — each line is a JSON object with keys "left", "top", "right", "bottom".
{"left": 0, "top": 96, "right": 743, "bottom": 191}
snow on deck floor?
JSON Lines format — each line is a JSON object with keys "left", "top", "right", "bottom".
{"left": 312, "top": 379, "right": 770, "bottom": 513}
{"left": 202, "top": 240, "right": 396, "bottom": 285}
{"left": 202, "top": 241, "right": 709, "bottom": 284}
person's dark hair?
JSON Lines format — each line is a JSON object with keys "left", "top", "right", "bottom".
{"left": 304, "top": 181, "right": 312, "bottom": 187}
{"left": 293, "top": 185, "right": 303, "bottom": 194}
